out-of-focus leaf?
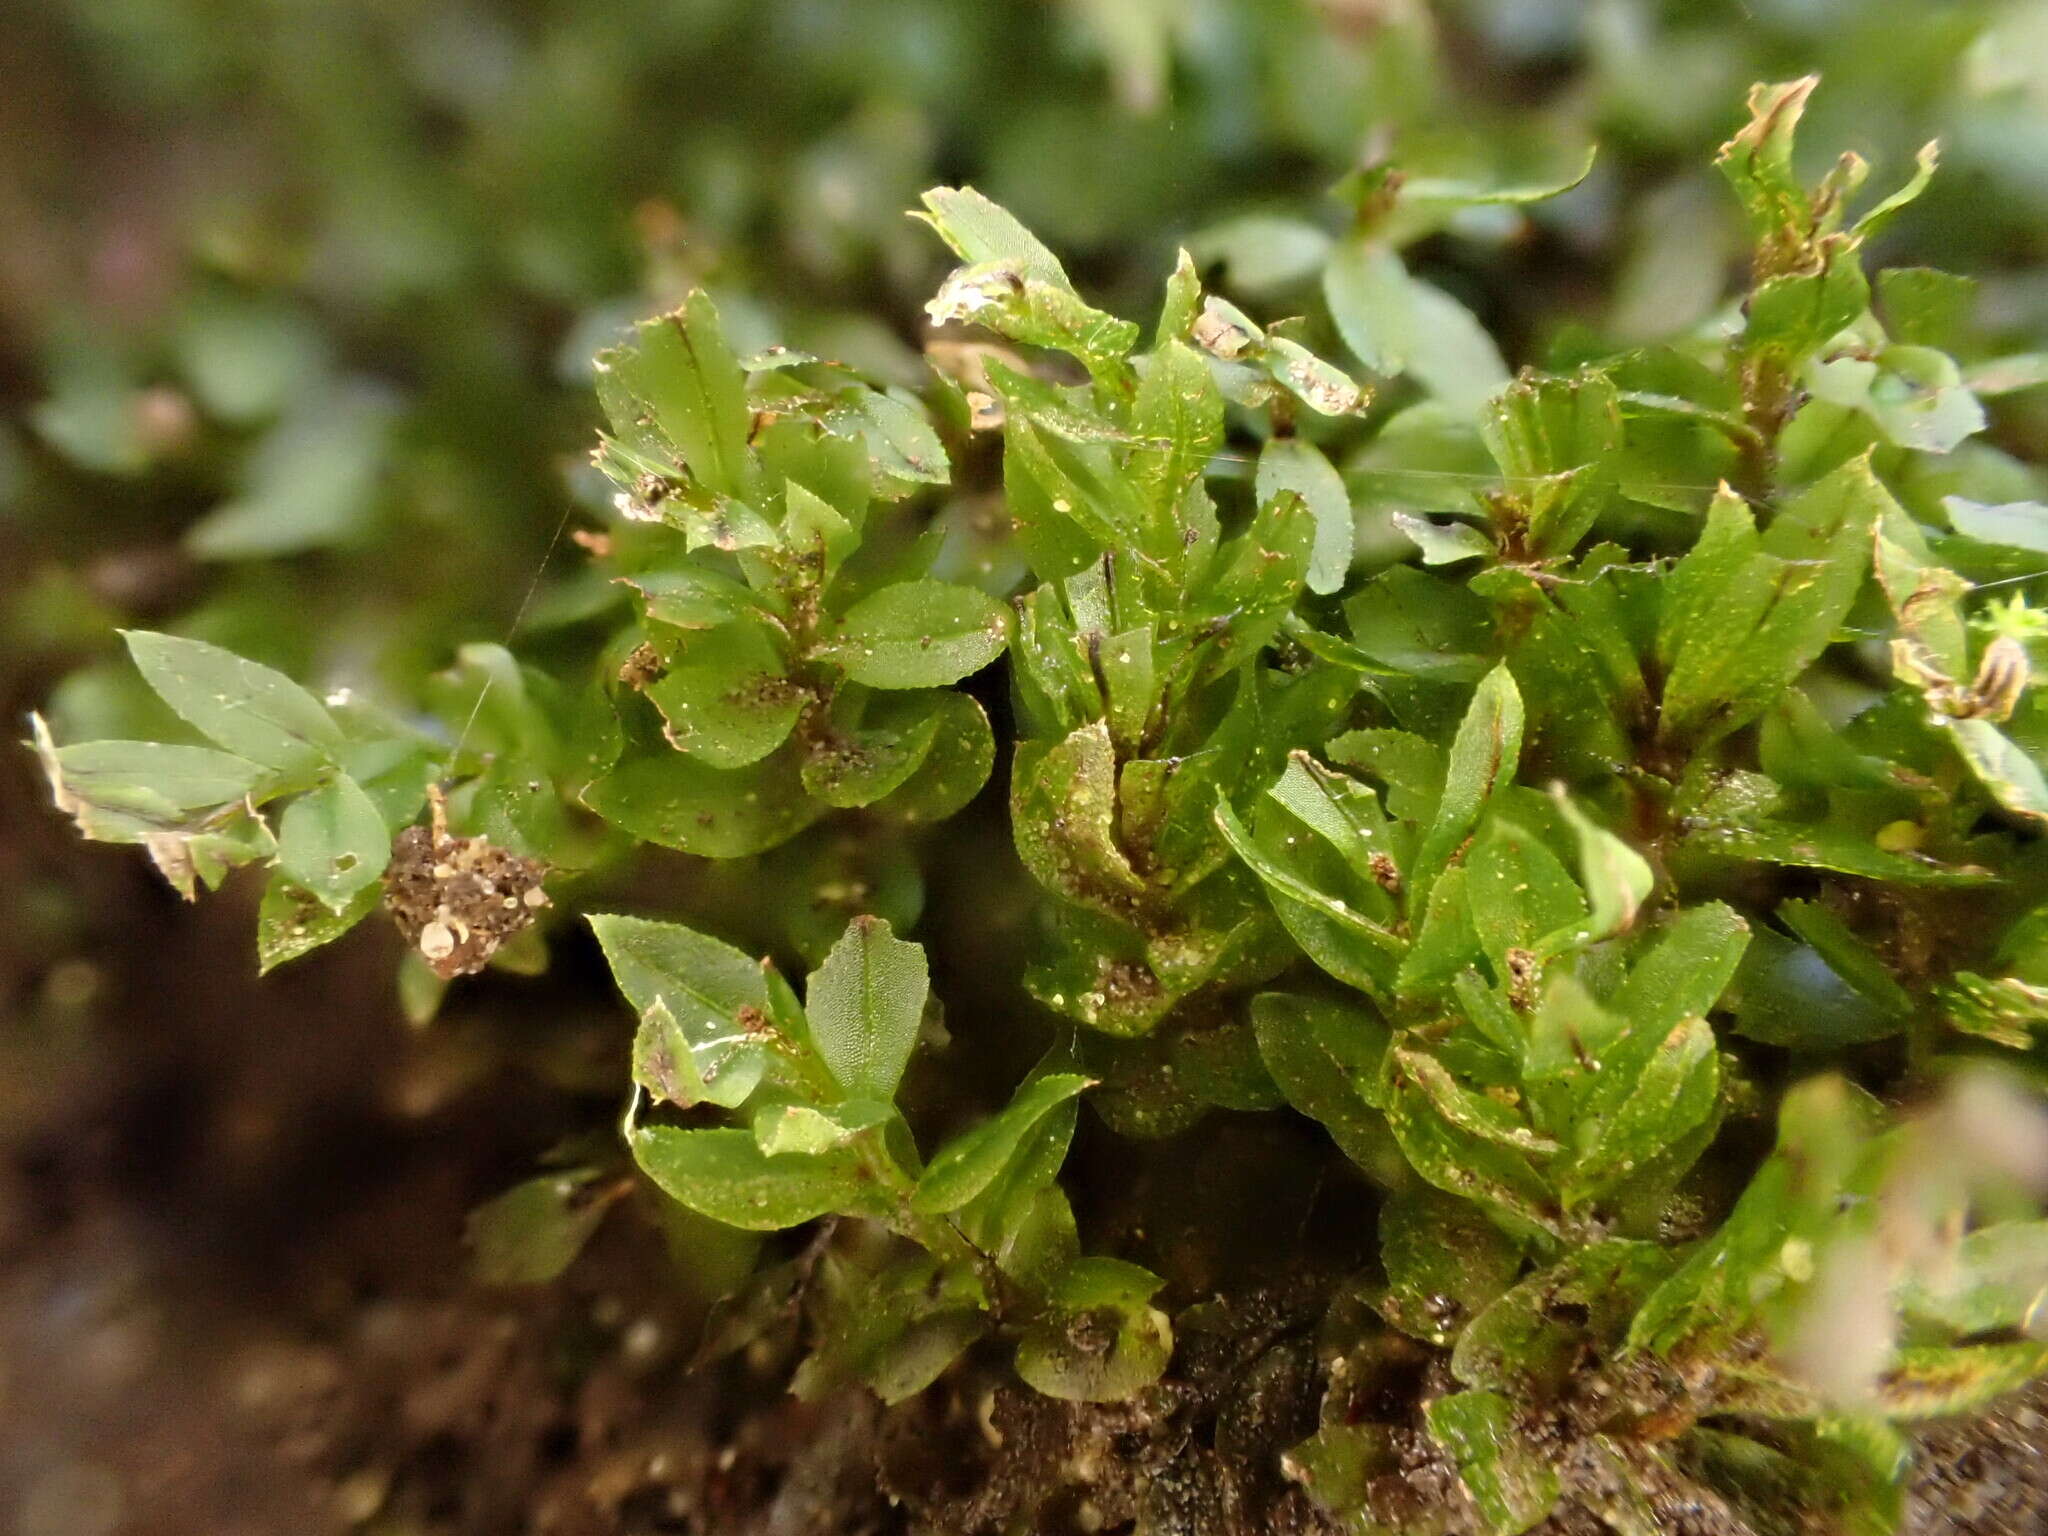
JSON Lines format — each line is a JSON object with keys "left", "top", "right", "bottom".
{"left": 186, "top": 384, "right": 395, "bottom": 558}
{"left": 1324, "top": 238, "right": 1507, "bottom": 414}
{"left": 1256, "top": 436, "right": 1353, "bottom": 596}
{"left": 468, "top": 1171, "right": 611, "bottom": 1286}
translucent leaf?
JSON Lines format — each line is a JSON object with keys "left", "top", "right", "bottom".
{"left": 1933, "top": 971, "right": 2048, "bottom": 1051}
{"left": 1851, "top": 140, "right": 1940, "bottom": 242}
{"left": 1630, "top": 1076, "right": 1877, "bottom": 1358}
{"left": 607, "top": 293, "right": 754, "bottom": 499}
{"left": 1548, "top": 792, "right": 1653, "bottom": 949}
{"left": 1398, "top": 144, "right": 1598, "bottom": 209}
{"left": 800, "top": 691, "right": 947, "bottom": 809}
{"left": 1454, "top": 1242, "right": 1675, "bottom": 1395}
{"left": 621, "top": 565, "right": 765, "bottom": 631}
{"left": 1943, "top": 497, "right": 2048, "bottom": 555}
{"left": 1385, "top": 1070, "right": 1560, "bottom": 1239}
{"left": 1965, "top": 354, "right": 2048, "bottom": 397}
{"left": 868, "top": 692, "right": 996, "bottom": 827}
{"left": 1716, "top": 77, "right": 1819, "bottom": 241}
{"left": 1127, "top": 337, "right": 1223, "bottom": 567}
{"left": 791, "top": 1249, "right": 985, "bottom": 1405}
{"left": 581, "top": 745, "right": 819, "bottom": 859}
{"left": 33, "top": 729, "right": 268, "bottom": 821}
{"left": 1949, "top": 718, "right": 2048, "bottom": 828}
{"left": 1324, "top": 238, "right": 1508, "bottom": 414}
{"left": 1559, "top": 1014, "right": 1719, "bottom": 1211}
{"left": 915, "top": 186, "right": 1072, "bottom": 289}
{"left": 1415, "top": 663, "right": 1524, "bottom": 902}
{"left": 641, "top": 622, "right": 802, "bottom": 768}
{"left": 1480, "top": 370, "right": 1622, "bottom": 557}
{"left": 1746, "top": 252, "right": 1871, "bottom": 365}
{"left": 1877, "top": 267, "right": 1975, "bottom": 350}
{"left": 1015, "top": 722, "right": 1150, "bottom": 916}
{"left": 1391, "top": 512, "right": 1493, "bottom": 566}
{"left": 1250, "top": 992, "right": 1394, "bottom": 1173}
{"left": 1397, "top": 861, "right": 1484, "bottom": 1001}
{"left": 1466, "top": 817, "right": 1584, "bottom": 978}
{"left": 1215, "top": 797, "right": 1406, "bottom": 998}
{"left": 1264, "top": 336, "right": 1368, "bottom": 418}
{"left": 1656, "top": 463, "right": 1888, "bottom": 744}
{"left": 186, "top": 383, "right": 395, "bottom": 558}
{"left": 1187, "top": 214, "right": 1330, "bottom": 292}
{"left": 1805, "top": 344, "right": 1984, "bottom": 455}
{"left": 1775, "top": 900, "right": 1915, "bottom": 1023}
{"left": 1376, "top": 1186, "right": 1523, "bottom": 1346}
{"left": 926, "top": 262, "right": 1139, "bottom": 379}
{"left": 752, "top": 1098, "right": 896, "bottom": 1157}
{"left": 822, "top": 387, "right": 951, "bottom": 490}
{"left": 1394, "top": 1045, "right": 1560, "bottom": 1156}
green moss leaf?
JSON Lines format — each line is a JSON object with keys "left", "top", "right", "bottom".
{"left": 122, "top": 629, "right": 342, "bottom": 773}
{"left": 806, "top": 915, "right": 929, "bottom": 1102}
{"left": 277, "top": 771, "right": 390, "bottom": 912}
{"left": 817, "top": 579, "right": 1011, "bottom": 689}
{"left": 1256, "top": 436, "right": 1354, "bottom": 596}
{"left": 1425, "top": 1390, "right": 1562, "bottom": 1536}
{"left": 590, "top": 913, "right": 775, "bottom": 1111}
{"left": 1014, "top": 1256, "right": 1172, "bottom": 1402}
{"left": 632, "top": 1126, "right": 879, "bottom": 1231}
{"left": 1377, "top": 1186, "right": 1525, "bottom": 1346}
{"left": 608, "top": 293, "right": 754, "bottom": 500}
{"left": 911, "top": 1072, "right": 1093, "bottom": 1215}
{"left": 256, "top": 871, "right": 379, "bottom": 974}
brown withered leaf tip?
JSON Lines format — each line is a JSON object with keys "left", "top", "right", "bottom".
{"left": 383, "top": 786, "right": 550, "bottom": 979}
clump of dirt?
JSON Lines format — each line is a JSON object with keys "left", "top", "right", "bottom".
{"left": 384, "top": 790, "right": 551, "bottom": 980}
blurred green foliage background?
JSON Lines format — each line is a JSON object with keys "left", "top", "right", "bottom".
{"left": 4, "top": 0, "right": 2047, "bottom": 997}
